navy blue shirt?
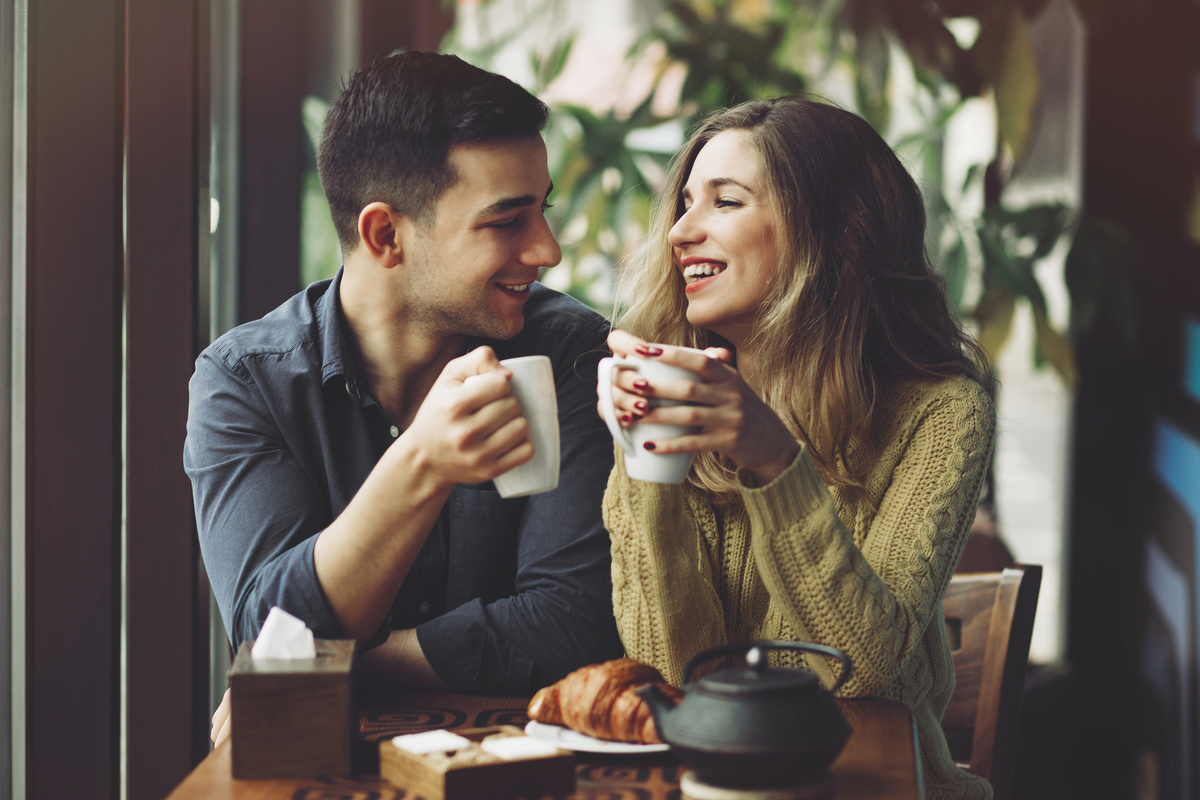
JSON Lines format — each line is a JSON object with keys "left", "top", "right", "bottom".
{"left": 184, "top": 270, "right": 622, "bottom": 692}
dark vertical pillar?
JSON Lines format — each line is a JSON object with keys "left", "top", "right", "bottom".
{"left": 1068, "top": 0, "right": 1200, "bottom": 795}
{"left": 125, "top": 0, "right": 209, "bottom": 796}
{"left": 410, "top": 0, "right": 453, "bottom": 52}
{"left": 23, "top": 0, "right": 123, "bottom": 796}
{"left": 361, "top": 0, "right": 453, "bottom": 60}
{"left": 237, "top": 0, "right": 305, "bottom": 323}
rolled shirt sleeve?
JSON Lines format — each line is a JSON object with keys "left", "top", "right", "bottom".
{"left": 185, "top": 343, "right": 345, "bottom": 647}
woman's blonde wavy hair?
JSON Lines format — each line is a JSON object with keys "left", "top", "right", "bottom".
{"left": 613, "top": 97, "right": 993, "bottom": 505}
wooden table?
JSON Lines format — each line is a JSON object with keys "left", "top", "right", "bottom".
{"left": 166, "top": 689, "right": 924, "bottom": 799}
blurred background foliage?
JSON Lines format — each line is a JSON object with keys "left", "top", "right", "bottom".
{"left": 301, "top": 0, "right": 1137, "bottom": 385}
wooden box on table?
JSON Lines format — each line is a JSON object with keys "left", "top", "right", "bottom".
{"left": 379, "top": 725, "right": 575, "bottom": 800}
{"left": 229, "top": 639, "right": 356, "bottom": 779}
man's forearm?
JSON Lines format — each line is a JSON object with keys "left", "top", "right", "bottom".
{"left": 313, "top": 435, "right": 454, "bottom": 644}
{"left": 357, "top": 628, "right": 446, "bottom": 687}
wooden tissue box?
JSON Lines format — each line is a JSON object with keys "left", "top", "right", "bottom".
{"left": 229, "top": 638, "right": 356, "bottom": 779}
{"left": 379, "top": 725, "right": 575, "bottom": 800}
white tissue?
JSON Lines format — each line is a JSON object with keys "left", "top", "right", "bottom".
{"left": 392, "top": 730, "right": 473, "bottom": 754}
{"left": 251, "top": 606, "right": 316, "bottom": 659}
{"left": 480, "top": 736, "right": 560, "bottom": 760}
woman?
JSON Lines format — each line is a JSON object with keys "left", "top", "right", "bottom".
{"left": 601, "top": 97, "right": 996, "bottom": 800}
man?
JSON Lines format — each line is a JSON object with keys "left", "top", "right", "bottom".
{"left": 184, "top": 52, "right": 622, "bottom": 738}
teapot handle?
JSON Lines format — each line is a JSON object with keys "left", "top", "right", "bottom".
{"left": 682, "top": 640, "right": 853, "bottom": 694}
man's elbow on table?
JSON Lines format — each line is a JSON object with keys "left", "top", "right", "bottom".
{"left": 357, "top": 628, "right": 447, "bottom": 688}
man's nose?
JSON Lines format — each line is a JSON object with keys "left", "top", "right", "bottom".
{"left": 523, "top": 214, "right": 562, "bottom": 269}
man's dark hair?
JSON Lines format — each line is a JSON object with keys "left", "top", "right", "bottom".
{"left": 317, "top": 51, "right": 550, "bottom": 251}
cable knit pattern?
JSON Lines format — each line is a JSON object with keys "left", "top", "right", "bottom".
{"left": 603, "top": 375, "right": 995, "bottom": 800}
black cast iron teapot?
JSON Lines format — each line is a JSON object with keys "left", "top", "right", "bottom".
{"left": 637, "top": 640, "right": 853, "bottom": 788}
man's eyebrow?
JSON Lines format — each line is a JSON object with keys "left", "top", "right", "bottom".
{"left": 479, "top": 182, "right": 555, "bottom": 217}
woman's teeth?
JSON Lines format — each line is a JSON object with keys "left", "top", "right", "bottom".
{"left": 502, "top": 283, "right": 530, "bottom": 292}
{"left": 683, "top": 264, "right": 724, "bottom": 283}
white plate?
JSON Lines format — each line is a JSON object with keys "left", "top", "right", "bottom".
{"left": 523, "top": 720, "right": 670, "bottom": 754}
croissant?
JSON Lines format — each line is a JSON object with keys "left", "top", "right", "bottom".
{"left": 527, "top": 658, "right": 682, "bottom": 744}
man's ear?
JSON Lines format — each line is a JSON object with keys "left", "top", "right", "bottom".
{"left": 357, "top": 202, "right": 407, "bottom": 266}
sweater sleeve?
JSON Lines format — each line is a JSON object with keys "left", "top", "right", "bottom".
{"left": 602, "top": 445, "right": 728, "bottom": 686}
{"left": 739, "top": 382, "right": 995, "bottom": 697}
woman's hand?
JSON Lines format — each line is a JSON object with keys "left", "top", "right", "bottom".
{"left": 598, "top": 330, "right": 800, "bottom": 484}
{"left": 598, "top": 330, "right": 655, "bottom": 427}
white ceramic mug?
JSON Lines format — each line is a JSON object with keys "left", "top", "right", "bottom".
{"left": 597, "top": 351, "right": 703, "bottom": 484}
{"left": 492, "top": 355, "right": 560, "bottom": 498}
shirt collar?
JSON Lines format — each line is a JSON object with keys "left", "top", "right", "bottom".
{"left": 315, "top": 267, "right": 366, "bottom": 402}
{"left": 314, "top": 267, "right": 516, "bottom": 405}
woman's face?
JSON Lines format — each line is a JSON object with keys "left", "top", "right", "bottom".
{"left": 668, "top": 129, "right": 781, "bottom": 346}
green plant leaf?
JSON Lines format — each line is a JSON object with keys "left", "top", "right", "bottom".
{"left": 987, "top": 203, "right": 1070, "bottom": 260}
{"left": 1064, "top": 216, "right": 1139, "bottom": 341}
{"left": 667, "top": 0, "right": 705, "bottom": 31}
{"left": 302, "top": 95, "right": 329, "bottom": 153}
{"left": 301, "top": 169, "right": 341, "bottom": 287}
{"left": 974, "top": 288, "right": 1017, "bottom": 363}
{"left": 940, "top": 234, "right": 970, "bottom": 313}
{"left": 977, "top": 225, "right": 1045, "bottom": 311}
{"left": 972, "top": 7, "right": 1039, "bottom": 160}
{"left": 559, "top": 168, "right": 604, "bottom": 239}
{"left": 884, "top": 0, "right": 978, "bottom": 94}
{"left": 533, "top": 31, "right": 575, "bottom": 88}
{"left": 961, "top": 162, "right": 984, "bottom": 195}
{"left": 1032, "top": 307, "right": 1078, "bottom": 385}
{"left": 852, "top": 12, "right": 892, "bottom": 132}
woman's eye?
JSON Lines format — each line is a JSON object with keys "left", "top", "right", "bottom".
{"left": 716, "top": 198, "right": 742, "bottom": 208}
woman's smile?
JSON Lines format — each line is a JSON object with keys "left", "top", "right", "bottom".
{"left": 682, "top": 260, "right": 726, "bottom": 289}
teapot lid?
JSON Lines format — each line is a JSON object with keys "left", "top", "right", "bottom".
{"left": 682, "top": 641, "right": 853, "bottom": 695}
{"left": 695, "top": 646, "right": 819, "bottom": 696}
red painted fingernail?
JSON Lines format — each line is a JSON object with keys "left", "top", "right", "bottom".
{"left": 632, "top": 379, "right": 650, "bottom": 391}
{"left": 621, "top": 413, "right": 632, "bottom": 425}
{"left": 643, "top": 442, "right": 656, "bottom": 451}
{"left": 636, "top": 344, "right": 663, "bottom": 356}
{"left": 633, "top": 400, "right": 648, "bottom": 412}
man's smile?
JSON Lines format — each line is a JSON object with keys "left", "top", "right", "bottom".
{"left": 496, "top": 281, "right": 533, "bottom": 297}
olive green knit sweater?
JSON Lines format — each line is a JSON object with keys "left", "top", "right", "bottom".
{"left": 603, "top": 375, "right": 995, "bottom": 800}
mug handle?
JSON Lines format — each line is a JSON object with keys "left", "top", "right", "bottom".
{"left": 597, "top": 357, "right": 640, "bottom": 457}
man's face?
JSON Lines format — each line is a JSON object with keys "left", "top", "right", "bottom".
{"left": 400, "top": 135, "right": 561, "bottom": 341}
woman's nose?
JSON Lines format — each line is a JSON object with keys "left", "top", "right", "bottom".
{"left": 668, "top": 208, "right": 701, "bottom": 248}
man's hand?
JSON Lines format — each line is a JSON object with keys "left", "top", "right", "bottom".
{"left": 211, "top": 687, "right": 232, "bottom": 747}
{"left": 397, "top": 346, "right": 534, "bottom": 488}
{"left": 314, "top": 346, "right": 537, "bottom": 645}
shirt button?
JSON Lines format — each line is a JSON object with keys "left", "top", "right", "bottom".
{"left": 389, "top": 425, "right": 399, "bottom": 438}
{"left": 419, "top": 602, "right": 431, "bottom": 615}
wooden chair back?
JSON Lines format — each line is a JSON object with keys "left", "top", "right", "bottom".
{"left": 942, "top": 564, "right": 1042, "bottom": 800}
